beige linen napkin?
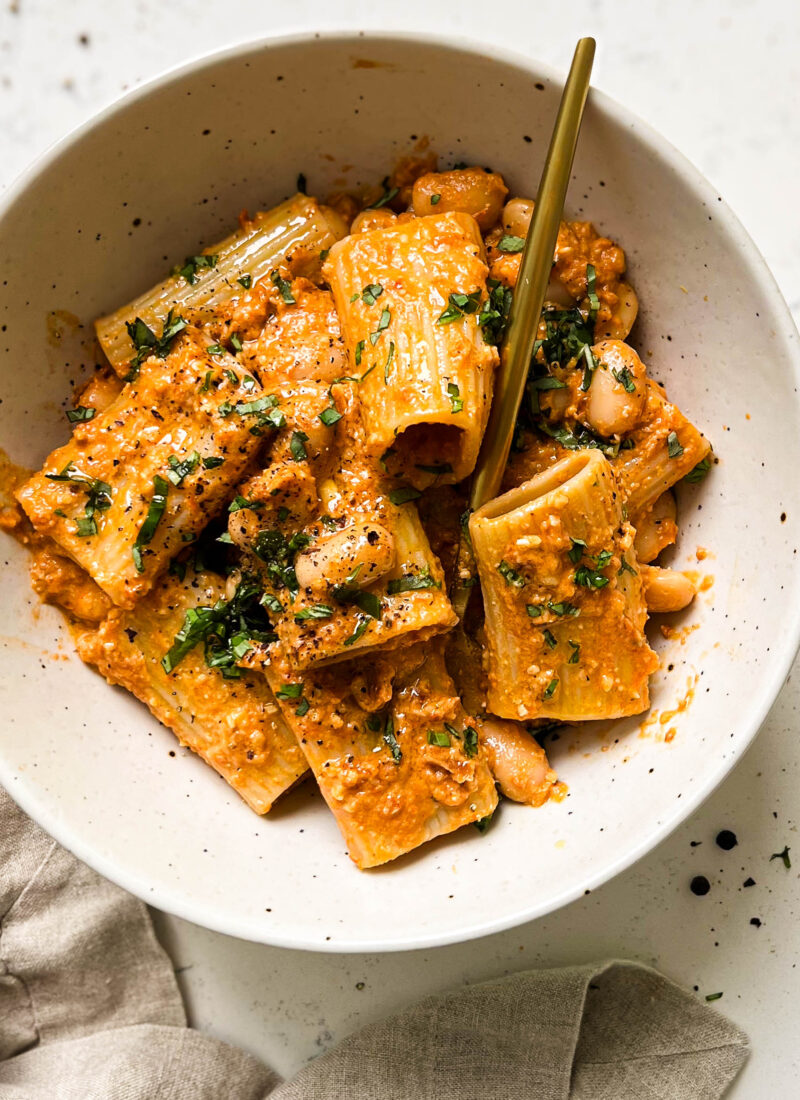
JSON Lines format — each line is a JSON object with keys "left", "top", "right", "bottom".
{"left": 0, "top": 787, "right": 749, "bottom": 1099}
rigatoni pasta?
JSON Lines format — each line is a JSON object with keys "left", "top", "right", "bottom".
{"left": 5, "top": 158, "right": 713, "bottom": 869}
{"left": 470, "top": 450, "right": 657, "bottom": 721}
{"left": 324, "top": 212, "right": 498, "bottom": 487}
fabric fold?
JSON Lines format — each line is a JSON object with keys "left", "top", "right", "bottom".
{"left": 0, "top": 787, "right": 749, "bottom": 1099}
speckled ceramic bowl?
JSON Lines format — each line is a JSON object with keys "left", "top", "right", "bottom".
{"left": 1, "top": 32, "right": 799, "bottom": 951}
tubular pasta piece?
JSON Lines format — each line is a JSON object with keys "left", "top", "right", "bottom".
{"left": 96, "top": 195, "right": 343, "bottom": 375}
{"left": 324, "top": 212, "right": 498, "bottom": 487}
{"left": 75, "top": 565, "right": 307, "bottom": 814}
{"left": 470, "top": 450, "right": 657, "bottom": 722}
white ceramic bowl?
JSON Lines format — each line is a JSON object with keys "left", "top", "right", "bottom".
{"left": 1, "top": 32, "right": 799, "bottom": 952}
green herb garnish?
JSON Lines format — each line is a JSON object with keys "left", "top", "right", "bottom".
{"left": 66, "top": 405, "right": 96, "bottom": 424}
{"left": 498, "top": 235, "right": 525, "bottom": 253}
{"left": 667, "top": 431, "right": 684, "bottom": 458}
{"left": 175, "top": 254, "right": 218, "bottom": 285}
{"left": 132, "top": 474, "right": 169, "bottom": 572}
{"left": 498, "top": 559, "right": 525, "bottom": 587}
{"left": 437, "top": 290, "right": 481, "bottom": 325}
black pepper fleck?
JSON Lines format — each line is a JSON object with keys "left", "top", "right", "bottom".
{"left": 715, "top": 829, "right": 737, "bottom": 851}
{"left": 690, "top": 875, "right": 711, "bottom": 896}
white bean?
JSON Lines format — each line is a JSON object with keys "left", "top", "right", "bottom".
{"left": 479, "top": 716, "right": 555, "bottom": 805}
{"left": 640, "top": 564, "right": 697, "bottom": 613}
{"left": 412, "top": 168, "right": 508, "bottom": 229}
{"left": 501, "top": 196, "right": 534, "bottom": 237}
{"left": 294, "top": 522, "right": 396, "bottom": 592}
{"left": 583, "top": 339, "right": 647, "bottom": 437}
{"left": 350, "top": 208, "right": 397, "bottom": 234}
{"left": 633, "top": 492, "right": 677, "bottom": 564}
{"left": 596, "top": 281, "right": 639, "bottom": 340}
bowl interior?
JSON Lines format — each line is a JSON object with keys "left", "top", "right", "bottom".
{"left": 1, "top": 33, "right": 799, "bottom": 950}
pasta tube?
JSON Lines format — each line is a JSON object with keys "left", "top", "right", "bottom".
{"left": 232, "top": 304, "right": 456, "bottom": 671}
{"left": 17, "top": 328, "right": 268, "bottom": 607}
{"left": 615, "top": 380, "right": 711, "bottom": 514}
{"left": 324, "top": 212, "right": 498, "bottom": 487}
{"left": 75, "top": 565, "right": 307, "bottom": 814}
{"left": 470, "top": 450, "right": 657, "bottom": 721}
{"left": 96, "top": 195, "right": 342, "bottom": 375}
{"left": 257, "top": 639, "right": 498, "bottom": 868}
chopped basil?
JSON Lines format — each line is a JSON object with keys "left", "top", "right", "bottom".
{"left": 294, "top": 603, "right": 334, "bottom": 622}
{"left": 619, "top": 559, "right": 637, "bottom": 576}
{"left": 415, "top": 462, "right": 453, "bottom": 475}
{"left": 543, "top": 678, "right": 559, "bottom": 699}
{"left": 294, "top": 695, "right": 310, "bottom": 717}
{"left": 343, "top": 615, "right": 370, "bottom": 647}
{"left": 498, "top": 559, "right": 525, "bottom": 587}
{"left": 387, "top": 567, "right": 440, "bottom": 595}
{"left": 207, "top": 344, "right": 224, "bottom": 356}
{"left": 498, "top": 234, "right": 525, "bottom": 253}
{"left": 685, "top": 455, "right": 712, "bottom": 483}
{"left": 595, "top": 548, "right": 613, "bottom": 569}
{"left": 229, "top": 332, "right": 243, "bottom": 353}
{"left": 165, "top": 451, "right": 200, "bottom": 486}
{"left": 463, "top": 726, "right": 478, "bottom": 758}
{"left": 447, "top": 382, "right": 464, "bottom": 413}
{"left": 579, "top": 344, "right": 598, "bottom": 391}
{"left": 271, "top": 270, "right": 295, "bottom": 304}
{"left": 427, "top": 729, "right": 451, "bottom": 747}
{"left": 667, "top": 431, "right": 684, "bottom": 458}
{"left": 585, "top": 263, "right": 600, "bottom": 317}
{"left": 568, "top": 640, "right": 580, "bottom": 664}
{"left": 132, "top": 474, "right": 169, "bottom": 573}
{"left": 475, "top": 813, "right": 494, "bottom": 834}
{"left": 361, "top": 283, "right": 383, "bottom": 305}
{"left": 367, "top": 181, "right": 399, "bottom": 209}
{"left": 199, "top": 371, "right": 214, "bottom": 392}
{"left": 125, "top": 309, "right": 188, "bottom": 379}
{"left": 66, "top": 405, "right": 95, "bottom": 424}
{"left": 289, "top": 430, "right": 309, "bottom": 461}
{"left": 276, "top": 682, "right": 304, "bottom": 700}
{"left": 531, "top": 376, "right": 566, "bottom": 390}
{"left": 568, "top": 537, "right": 587, "bottom": 565}
{"left": 383, "top": 716, "right": 402, "bottom": 763}
{"left": 574, "top": 564, "right": 609, "bottom": 589}
{"left": 45, "top": 463, "right": 112, "bottom": 539}
{"left": 384, "top": 340, "right": 395, "bottom": 382}
{"left": 478, "top": 279, "right": 513, "bottom": 345}
{"left": 237, "top": 274, "right": 252, "bottom": 290}
{"left": 527, "top": 600, "right": 580, "bottom": 618}
{"left": 228, "top": 495, "right": 262, "bottom": 513}
{"left": 388, "top": 485, "right": 422, "bottom": 506}
{"left": 354, "top": 340, "right": 364, "bottom": 367}
{"left": 202, "top": 455, "right": 224, "bottom": 469}
{"left": 175, "top": 254, "right": 218, "bottom": 285}
{"left": 252, "top": 529, "right": 310, "bottom": 594}
{"left": 770, "top": 845, "right": 791, "bottom": 869}
{"left": 161, "top": 574, "right": 275, "bottom": 677}
{"left": 437, "top": 290, "right": 481, "bottom": 325}
{"left": 370, "top": 307, "right": 391, "bottom": 345}
{"left": 430, "top": 193, "right": 441, "bottom": 205}
{"left": 705, "top": 992, "right": 723, "bottom": 1003}
{"left": 319, "top": 405, "right": 342, "bottom": 426}
{"left": 260, "top": 592, "right": 283, "bottom": 614}
{"left": 613, "top": 366, "right": 636, "bottom": 393}
{"left": 543, "top": 628, "right": 557, "bottom": 649}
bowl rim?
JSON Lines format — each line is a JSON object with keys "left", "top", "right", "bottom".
{"left": 2, "top": 27, "right": 800, "bottom": 953}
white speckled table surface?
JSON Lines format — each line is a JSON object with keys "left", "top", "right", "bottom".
{"left": 2, "top": 2, "right": 799, "bottom": 1095}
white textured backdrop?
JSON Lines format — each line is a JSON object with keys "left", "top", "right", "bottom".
{"left": 2, "top": 2, "right": 798, "bottom": 1096}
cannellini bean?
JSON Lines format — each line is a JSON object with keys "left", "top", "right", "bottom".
{"left": 294, "top": 522, "right": 396, "bottom": 592}
{"left": 479, "top": 716, "right": 556, "bottom": 806}
{"left": 640, "top": 564, "right": 697, "bottom": 613}
{"left": 76, "top": 369, "right": 124, "bottom": 415}
{"left": 596, "top": 281, "right": 639, "bottom": 340}
{"left": 633, "top": 492, "right": 677, "bottom": 564}
{"left": 350, "top": 208, "right": 398, "bottom": 234}
{"left": 501, "top": 196, "right": 534, "bottom": 237}
{"left": 412, "top": 167, "right": 508, "bottom": 229}
{"left": 583, "top": 339, "right": 648, "bottom": 437}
